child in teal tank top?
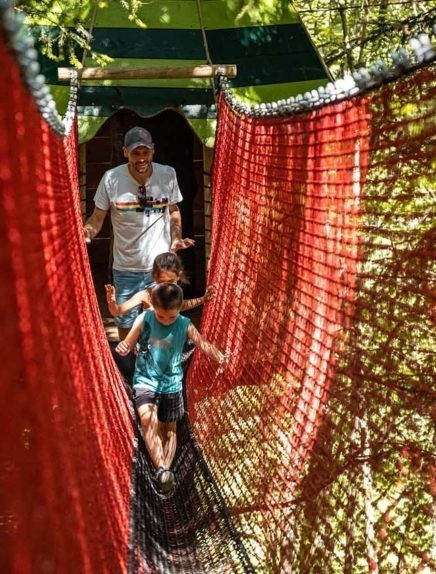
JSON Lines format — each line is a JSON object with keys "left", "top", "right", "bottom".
{"left": 116, "top": 282, "right": 226, "bottom": 493}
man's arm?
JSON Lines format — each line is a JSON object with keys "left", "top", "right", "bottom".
{"left": 169, "top": 204, "right": 181, "bottom": 242}
{"left": 169, "top": 204, "right": 195, "bottom": 251}
{"left": 84, "top": 207, "right": 108, "bottom": 243}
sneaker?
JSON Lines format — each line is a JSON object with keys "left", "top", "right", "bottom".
{"left": 155, "top": 467, "right": 175, "bottom": 493}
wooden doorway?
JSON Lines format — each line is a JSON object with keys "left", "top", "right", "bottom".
{"left": 82, "top": 108, "right": 207, "bottom": 318}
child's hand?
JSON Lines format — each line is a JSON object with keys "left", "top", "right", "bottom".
{"left": 204, "top": 284, "right": 217, "bottom": 303}
{"left": 216, "top": 350, "right": 229, "bottom": 375}
{"left": 105, "top": 284, "right": 116, "bottom": 303}
{"left": 115, "top": 340, "right": 131, "bottom": 356}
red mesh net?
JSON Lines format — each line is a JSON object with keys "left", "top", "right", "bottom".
{"left": 0, "top": 39, "right": 133, "bottom": 573}
{"left": 187, "top": 68, "right": 435, "bottom": 572}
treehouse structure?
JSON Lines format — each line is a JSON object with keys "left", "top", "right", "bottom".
{"left": 37, "top": 0, "right": 330, "bottom": 293}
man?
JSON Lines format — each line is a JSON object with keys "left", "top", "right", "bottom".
{"left": 84, "top": 126, "right": 194, "bottom": 340}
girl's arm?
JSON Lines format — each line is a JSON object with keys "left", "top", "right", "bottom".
{"left": 187, "top": 323, "right": 226, "bottom": 364}
{"left": 105, "top": 285, "right": 151, "bottom": 316}
{"left": 181, "top": 284, "right": 217, "bottom": 311}
{"left": 115, "top": 312, "right": 145, "bottom": 355}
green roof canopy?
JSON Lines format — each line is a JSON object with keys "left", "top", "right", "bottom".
{"left": 37, "top": 0, "right": 330, "bottom": 145}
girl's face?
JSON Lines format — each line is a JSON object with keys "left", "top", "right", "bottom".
{"left": 154, "top": 270, "right": 180, "bottom": 284}
{"left": 154, "top": 306, "right": 180, "bottom": 326}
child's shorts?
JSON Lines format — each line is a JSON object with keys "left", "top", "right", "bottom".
{"left": 133, "top": 388, "right": 184, "bottom": 422}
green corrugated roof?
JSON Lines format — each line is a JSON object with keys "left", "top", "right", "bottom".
{"left": 37, "top": 0, "right": 330, "bottom": 145}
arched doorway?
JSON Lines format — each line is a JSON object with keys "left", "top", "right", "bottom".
{"left": 83, "top": 108, "right": 207, "bottom": 321}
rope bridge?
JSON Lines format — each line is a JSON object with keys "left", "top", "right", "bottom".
{"left": 0, "top": 10, "right": 434, "bottom": 574}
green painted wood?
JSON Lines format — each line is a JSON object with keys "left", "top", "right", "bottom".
{"left": 43, "top": 25, "right": 325, "bottom": 88}
{"left": 78, "top": 86, "right": 216, "bottom": 116}
{"left": 34, "top": 0, "right": 330, "bottom": 144}
{"left": 90, "top": 28, "right": 205, "bottom": 59}
{"left": 90, "top": 0, "right": 299, "bottom": 30}
{"left": 231, "top": 79, "right": 329, "bottom": 103}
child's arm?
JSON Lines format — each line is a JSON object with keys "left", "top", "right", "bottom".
{"left": 181, "top": 284, "right": 217, "bottom": 311}
{"left": 187, "top": 323, "right": 226, "bottom": 364}
{"left": 105, "top": 284, "right": 151, "bottom": 316}
{"left": 115, "top": 312, "right": 145, "bottom": 356}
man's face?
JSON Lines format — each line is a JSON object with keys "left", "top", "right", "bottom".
{"left": 124, "top": 145, "right": 154, "bottom": 175}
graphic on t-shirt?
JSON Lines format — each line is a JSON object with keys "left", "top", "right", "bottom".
{"left": 137, "top": 322, "right": 151, "bottom": 355}
{"left": 115, "top": 195, "right": 169, "bottom": 214}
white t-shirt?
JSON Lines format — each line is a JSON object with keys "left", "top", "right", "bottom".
{"left": 94, "top": 163, "right": 183, "bottom": 272}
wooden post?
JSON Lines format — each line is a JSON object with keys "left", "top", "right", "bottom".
{"left": 58, "top": 64, "right": 237, "bottom": 81}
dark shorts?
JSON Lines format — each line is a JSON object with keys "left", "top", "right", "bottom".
{"left": 133, "top": 388, "right": 184, "bottom": 422}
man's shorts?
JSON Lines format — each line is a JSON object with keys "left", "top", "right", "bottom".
{"left": 113, "top": 269, "right": 154, "bottom": 329}
{"left": 133, "top": 388, "right": 185, "bottom": 423}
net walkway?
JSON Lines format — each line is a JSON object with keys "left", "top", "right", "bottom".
{"left": 0, "top": 11, "right": 434, "bottom": 574}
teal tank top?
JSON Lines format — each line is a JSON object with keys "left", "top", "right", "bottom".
{"left": 133, "top": 310, "right": 191, "bottom": 394}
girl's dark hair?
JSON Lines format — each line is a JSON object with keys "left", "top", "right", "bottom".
{"left": 152, "top": 252, "right": 188, "bottom": 284}
{"left": 151, "top": 283, "right": 184, "bottom": 310}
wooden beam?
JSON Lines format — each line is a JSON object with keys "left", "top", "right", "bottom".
{"left": 57, "top": 64, "right": 237, "bottom": 81}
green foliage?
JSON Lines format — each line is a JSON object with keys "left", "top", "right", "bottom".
{"left": 291, "top": 0, "right": 435, "bottom": 77}
{"left": 15, "top": 0, "right": 144, "bottom": 66}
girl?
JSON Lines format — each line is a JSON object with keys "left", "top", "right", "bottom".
{"left": 105, "top": 251, "right": 216, "bottom": 318}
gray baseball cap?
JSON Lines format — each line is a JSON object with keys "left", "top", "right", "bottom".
{"left": 124, "top": 126, "right": 154, "bottom": 152}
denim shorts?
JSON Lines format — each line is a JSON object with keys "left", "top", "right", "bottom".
{"left": 112, "top": 269, "right": 155, "bottom": 329}
{"left": 134, "top": 388, "right": 184, "bottom": 422}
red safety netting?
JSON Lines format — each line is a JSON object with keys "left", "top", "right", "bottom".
{"left": 187, "top": 67, "right": 435, "bottom": 572}
{"left": 0, "top": 39, "right": 133, "bottom": 573}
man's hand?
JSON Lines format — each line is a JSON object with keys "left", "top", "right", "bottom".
{"left": 83, "top": 207, "right": 107, "bottom": 244}
{"left": 170, "top": 237, "right": 196, "bottom": 252}
{"left": 84, "top": 226, "right": 94, "bottom": 244}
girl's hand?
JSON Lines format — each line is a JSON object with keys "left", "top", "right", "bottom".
{"left": 105, "top": 284, "right": 116, "bottom": 303}
{"left": 204, "top": 284, "right": 217, "bottom": 303}
{"left": 115, "top": 340, "right": 131, "bottom": 356}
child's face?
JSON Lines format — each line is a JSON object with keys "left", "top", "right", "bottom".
{"left": 154, "top": 305, "right": 181, "bottom": 326}
{"left": 154, "top": 270, "right": 180, "bottom": 284}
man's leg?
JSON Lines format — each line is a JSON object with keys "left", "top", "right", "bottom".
{"left": 113, "top": 269, "right": 154, "bottom": 340}
{"left": 117, "top": 327, "right": 131, "bottom": 341}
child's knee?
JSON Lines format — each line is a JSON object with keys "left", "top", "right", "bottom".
{"left": 137, "top": 404, "right": 156, "bottom": 424}
{"left": 159, "top": 421, "right": 176, "bottom": 437}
